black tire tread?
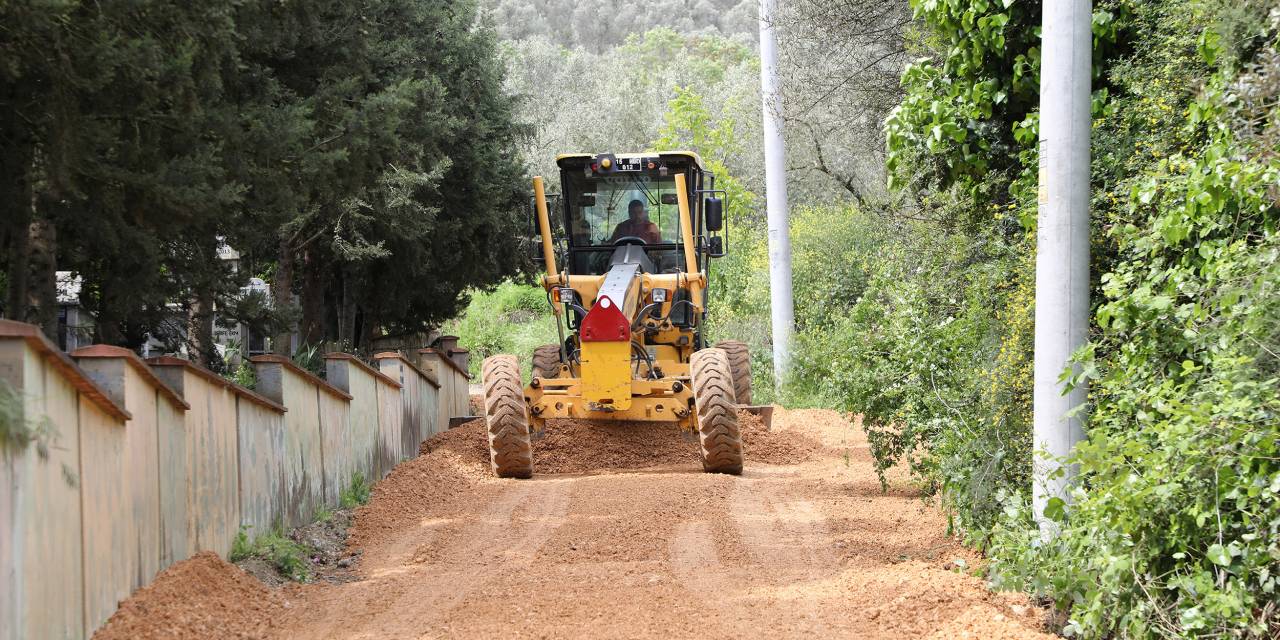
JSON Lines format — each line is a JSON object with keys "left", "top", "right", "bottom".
{"left": 691, "top": 348, "right": 744, "bottom": 475}
{"left": 714, "top": 340, "right": 753, "bottom": 405}
{"left": 481, "top": 355, "right": 534, "bottom": 479}
{"left": 531, "top": 344, "right": 562, "bottom": 381}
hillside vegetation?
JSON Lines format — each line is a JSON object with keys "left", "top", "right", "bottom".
{"left": 799, "top": 1, "right": 1279, "bottom": 636}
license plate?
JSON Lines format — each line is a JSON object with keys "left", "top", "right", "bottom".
{"left": 614, "top": 158, "right": 642, "bottom": 171}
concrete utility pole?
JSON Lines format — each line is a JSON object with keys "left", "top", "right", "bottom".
{"left": 759, "top": 0, "right": 794, "bottom": 387}
{"left": 1033, "top": 0, "right": 1092, "bottom": 537}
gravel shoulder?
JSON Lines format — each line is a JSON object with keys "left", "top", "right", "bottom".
{"left": 96, "top": 408, "right": 1054, "bottom": 639}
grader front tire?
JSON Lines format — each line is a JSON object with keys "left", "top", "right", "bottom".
{"left": 714, "top": 340, "right": 752, "bottom": 405}
{"left": 691, "top": 348, "right": 744, "bottom": 475}
{"left": 481, "top": 355, "right": 534, "bottom": 479}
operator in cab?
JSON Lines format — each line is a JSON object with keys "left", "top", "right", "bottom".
{"left": 609, "top": 199, "right": 661, "bottom": 244}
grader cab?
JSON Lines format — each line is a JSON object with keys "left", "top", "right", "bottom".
{"left": 480, "top": 151, "right": 753, "bottom": 478}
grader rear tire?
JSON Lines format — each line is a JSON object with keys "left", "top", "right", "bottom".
{"left": 714, "top": 340, "right": 752, "bottom": 405}
{"left": 481, "top": 355, "right": 534, "bottom": 479}
{"left": 691, "top": 348, "right": 744, "bottom": 475}
{"left": 531, "top": 344, "right": 562, "bottom": 381}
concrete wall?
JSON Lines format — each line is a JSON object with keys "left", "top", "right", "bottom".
{"left": 376, "top": 376, "right": 404, "bottom": 471}
{"left": 0, "top": 319, "right": 471, "bottom": 640}
{"left": 0, "top": 336, "right": 91, "bottom": 640}
{"left": 418, "top": 348, "right": 472, "bottom": 430}
{"left": 78, "top": 393, "right": 133, "bottom": 635}
{"left": 251, "top": 355, "right": 330, "bottom": 527}
{"left": 236, "top": 396, "right": 287, "bottom": 536}
{"left": 156, "top": 396, "right": 188, "bottom": 568}
{"left": 376, "top": 353, "right": 441, "bottom": 460}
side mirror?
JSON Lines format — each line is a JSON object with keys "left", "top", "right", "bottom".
{"left": 660, "top": 193, "right": 679, "bottom": 205}
{"left": 705, "top": 197, "right": 724, "bottom": 232}
{"left": 707, "top": 236, "right": 725, "bottom": 258}
{"left": 578, "top": 194, "right": 597, "bottom": 207}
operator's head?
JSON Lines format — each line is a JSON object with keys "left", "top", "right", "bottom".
{"left": 628, "top": 199, "right": 647, "bottom": 222}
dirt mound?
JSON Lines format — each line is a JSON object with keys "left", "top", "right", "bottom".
{"left": 436, "top": 407, "right": 820, "bottom": 475}
{"left": 533, "top": 418, "right": 700, "bottom": 474}
{"left": 342, "top": 407, "right": 822, "bottom": 554}
{"left": 738, "top": 409, "right": 823, "bottom": 464}
{"left": 94, "top": 552, "right": 283, "bottom": 640}
{"left": 344, "top": 424, "right": 492, "bottom": 554}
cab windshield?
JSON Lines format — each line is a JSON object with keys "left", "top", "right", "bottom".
{"left": 564, "top": 172, "right": 683, "bottom": 248}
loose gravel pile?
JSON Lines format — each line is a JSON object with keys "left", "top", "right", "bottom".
{"left": 94, "top": 552, "right": 283, "bottom": 640}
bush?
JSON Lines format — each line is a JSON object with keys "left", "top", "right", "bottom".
{"left": 230, "top": 525, "right": 313, "bottom": 582}
{"left": 987, "top": 15, "right": 1280, "bottom": 634}
{"left": 442, "top": 280, "right": 560, "bottom": 379}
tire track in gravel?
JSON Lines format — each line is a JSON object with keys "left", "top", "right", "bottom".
{"left": 280, "top": 480, "right": 571, "bottom": 639}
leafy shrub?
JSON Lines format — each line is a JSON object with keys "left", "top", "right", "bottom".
{"left": 987, "top": 14, "right": 1280, "bottom": 635}
{"left": 230, "top": 525, "right": 313, "bottom": 582}
{"left": 292, "top": 343, "right": 324, "bottom": 377}
{"left": 793, "top": 208, "right": 1035, "bottom": 535}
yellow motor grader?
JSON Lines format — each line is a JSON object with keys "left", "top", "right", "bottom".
{"left": 480, "top": 151, "right": 753, "bottom": 478}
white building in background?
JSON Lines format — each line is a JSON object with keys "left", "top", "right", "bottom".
{"left": 55, "top": 271, "right": 93, "bottom": 351}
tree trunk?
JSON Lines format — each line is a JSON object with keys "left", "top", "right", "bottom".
{"left": 337, "top": 265, "right": 357, "bottom": 350}
{"left": 188, "top": 290, "right": 216, "bottom": 368}
{"left": 2, "top": 142, "right": 33, "bottom": 322}
{"left": 359, "top": 308, "right": 379, "bottom": 354}
{"left": 25, "top": 218, "right": 59, "bottom": 341}
{"left": 272, "top": 237, "right": 294, "bottom": 355}
{"left": 4, "top": 214, "right": 31, "bottom": 322}
{"left": 299, "top": 248, "right": 327, "bottom": 347}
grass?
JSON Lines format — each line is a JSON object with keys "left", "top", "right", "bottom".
{"left": 229, "top": 471, "right": 375, "bottom": 582}
{"left": 314, "top": 504, "right": 334, "bottom": 523}
{"left": 230, "top": 525, "right": 313, "bottom": 582}
{"left": 339, "top": 472, "right": 371, "bottom": 509}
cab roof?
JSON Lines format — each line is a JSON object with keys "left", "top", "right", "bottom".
{"left": 555, "top": 150, "right": 706, "bottom": 171}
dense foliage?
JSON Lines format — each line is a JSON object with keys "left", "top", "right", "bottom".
{"left": 987, "top": 6, "right": 1280, "bottom": 636}
{"left": 794, "top": 0, "right": 1280, "bottom": 636}
{"left": 441, "top": 281, "right": 557, "bottom": 379}
{"left": 0, "top": 0, "right": 528, "bottom": 364}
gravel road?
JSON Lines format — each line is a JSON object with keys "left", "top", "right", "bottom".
{"left": 97, "top": 408, "right": 1053, "bottom": 639}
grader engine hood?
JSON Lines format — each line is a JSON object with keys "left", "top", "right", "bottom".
{"left": 580, "top": 262, "right": 642, "bottom": 410}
